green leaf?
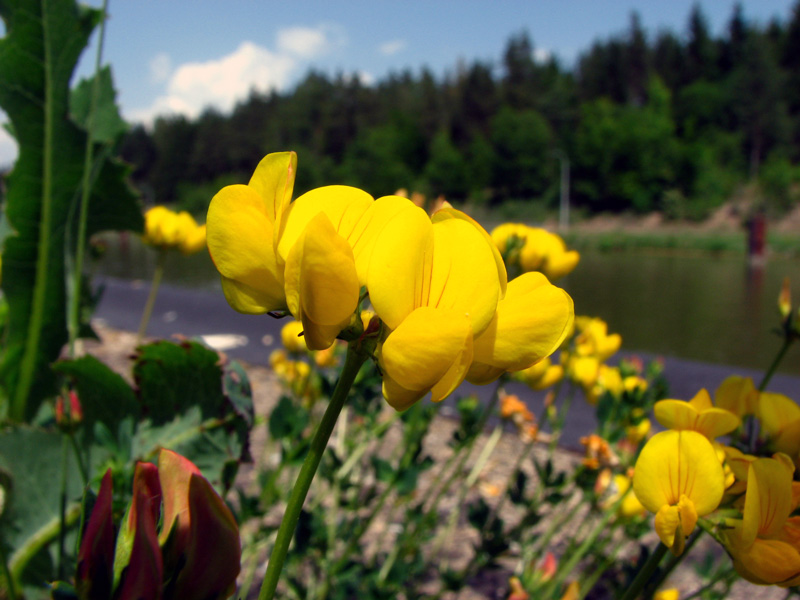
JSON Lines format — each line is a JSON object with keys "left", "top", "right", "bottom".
{"left": 0, "top": 0, "right": 143, "bottom": 421}
{"left": 0, "top": 427, "right": 83, "bottom": 586}
{"left": 70, "top": 66, "right": 127, "bottom": 144}
{"left": 133, "top": 340, "right": 225, "bottom": 424}
{"left": 53, "top": 354, "right": 139, "bottom": 434}
{"left": 268, "top": 396, "right": 309, "bottom": 441}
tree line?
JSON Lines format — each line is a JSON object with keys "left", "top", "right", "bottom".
{"left": 120, "top": 2, "right": 800, "bottom": 219}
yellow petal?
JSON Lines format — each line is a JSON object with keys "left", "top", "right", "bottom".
{"left": 179, "top": 224, "right": 207, "bottom": 255}
{"left": 715, "top": 375, "right": 757, "bottom": 417}
{"left": 207, "top": 184, "right": 286, "bottom": 311}
{"left": 379, "top": 306, "right": 472, "bottom": 410}
{"left": 367, "top": 205, "right": 434, "bottom": 330}
{"left": 655, "top": 504, "right": 680, "bottom": 548}
{"left": 543, "top": 250, "right": 580, "bottom": 281}
{"left": 759, "top": 392, "right": 800, "bottom": 438}
{"left": 432, "top": 207, "right": 508, "bottom": 297}
{"left": 632, "top": 430, "right": 725, "bottom": 516}
{"left": 247, "top": 151, "right": 297, "bottom": 229}
{"left": 219, "top": 275, "right": 283, "bottom": 314}
{"left": 654, "top": 391, "right": 740, "bottom": 439}
{"left": 283, "top": 213, "right": 359, "bottom": 350}
{"left": 730, "top": 537, "right": 800, "bottom": 586}
{"left": 742, "top": 457, "right": 795, "bottom": 546}
{"left": 276, "top": 185, "right": 375, "bottom": 271}
{"left": 428, "top": 217, "right": 502, "bottom": 336}
{"left": 470, "top": 272, "right": 574, "bottom": 374}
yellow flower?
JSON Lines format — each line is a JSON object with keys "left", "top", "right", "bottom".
{"left": 633, "top": 430, "right": 725, "bottom": 555}
{"left": 654, "top": 590, "right": 679, "bottom": 600}
{"left": 490, "top": 223, "right": 580, "bottom": 281}
{"left": 368, "top": 206, "right": 505, "bottom": 410}
{"left": 280, "top": 320, "right": 308, "bottom": 354}
{"left": 513, "top": 357, "right": 564, "bottom": 390}
{"left": 654, "top": 388, "right": 741, "bottom": 440}
{"left": 208, "top": 152, "right": 408, "bottom": 349}
{"left": 714, "top": 375, "right": 758, "bottom": 418}
{"left": 207, "top": 152, "right": 297, "bottom": 314}
{"left": 758, "top": 392, "right": 800, "bottom": 465}
{"left": 573, "top": 317, "right": 621, "bottom": 361}
{"left": 142, "top": 206, "right": 207, "bottom": 255}
{"left": 722, "top": 455, "right": 800, "bottom": 586}
{"left": 626, "top": 418, "right": 651, "bottom": 444}
{"left": 370, "top": 207, "right": 570, "bottom": 410}
{"left": 602, "top": 473, "right": 647, "bottom": 519}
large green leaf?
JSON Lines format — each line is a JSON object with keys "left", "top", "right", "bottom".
{"left": 0, "top": 0, "right": 143, "bottom": 422}
{"left": 0, "top": 427, "right": 83, "bottom": 594}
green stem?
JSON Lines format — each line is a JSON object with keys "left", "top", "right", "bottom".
{"left": 57, "top": 434, "right": 68, "bottom": 579}
{"left": 541, "top": 499, "right": 619, "bottom": 596}
{"left": 641, "top": 529, "right": 702, "bottom": 599}
{"left": 137, "top": 248, "right": 167, "bottom": 343}
{"left": 68, "top": 0, "right": 109, "bottom": 357}
{"left": 618, "top": 543, "right": 669, "bottom": 600}
{"left": 758, "top": 336, "right": 793, "bottom": 392}
{"left": 9, "top": 503, "right": 82, "bottom": 582}
{"left": 257, "top": 343, "right": 369, "bottom": 600}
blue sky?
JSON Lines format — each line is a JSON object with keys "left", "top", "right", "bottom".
{"left": 0, "top": 0, "right": 797, "bottom": 166}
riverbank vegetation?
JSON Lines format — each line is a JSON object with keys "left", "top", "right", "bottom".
{"left": 115, "top": 3, "right": 800, "bottom": 223}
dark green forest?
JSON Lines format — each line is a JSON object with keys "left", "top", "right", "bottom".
{"left": 120, "top": 3, "right": 800, "bottom": 220}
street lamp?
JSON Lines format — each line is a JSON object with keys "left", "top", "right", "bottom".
{"left": 552, "top": 149, "right": 570, "bottom": 230}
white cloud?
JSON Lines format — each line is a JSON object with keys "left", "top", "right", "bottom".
{"left": 277, "top": 26, "right": 329, "bottom": 58}
{"left": 130, "top": 24, "right": 346, "bottom": 124}
{"left": 379, "top": 39, "right": 406, "bottom": 56}
{"left": 534, "top": 48, "right": 552, "bottom": 63}
{"left": 149, "top": 52, "right": 172, "bottom": 84}
{"left": 130, "top": 41, "right": 295, "bottom": 123}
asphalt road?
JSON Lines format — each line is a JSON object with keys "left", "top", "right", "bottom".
{"left": 94, "top": 276, "right": 800, "bottom": 449}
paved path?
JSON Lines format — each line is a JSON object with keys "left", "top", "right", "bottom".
{"left": 94, "top": 276, "right": 800, "bottom": 449}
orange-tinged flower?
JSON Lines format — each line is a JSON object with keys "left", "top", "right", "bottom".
{"left": 508, "top": 576, "right": 529, "bottom": 600}
{"left": 722, "top": 455, "right": 800, "bottom": 586}
{"left": 654, "top": 388, "right": 740, "bottom": 440}
{"left": 580, "top": 434, "right": 616, "bottom": 469}
{"left": 633, "top": 430, "right": 725, "bottom": 555}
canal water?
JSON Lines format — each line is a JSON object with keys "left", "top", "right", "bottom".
{"left": 95, "top": 233, "right": 800, "bottom": 375}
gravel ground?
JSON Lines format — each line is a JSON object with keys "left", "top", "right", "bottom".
{"left": 82, "top": 323, "right": 789, "bottom": 600}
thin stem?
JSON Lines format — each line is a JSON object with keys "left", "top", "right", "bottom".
{"left": 257, "top": 343, "right": 369, "bottom": 600}
{"left": 641, "top": 529, "right": 703, "bottom": 599}
{"left": 758, "top": 336, "right": 793, "bottom": 392}
{"left": 57, "top": 434, "right": 69, "bottom": 579}
{"left": 137, "top": 248, "right": 167, "bottom": 343}
{"left": 618, "top": 543, "right": 669, "bottom": 600}
{"left": 68, "top": 0, "right": 109, "bottom": 357}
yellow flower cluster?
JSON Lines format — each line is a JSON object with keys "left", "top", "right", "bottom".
{"left": 142, "top": 206, "right": 207, "bottom": 255}
{"left": 207, "top": 152, "right": 575, "bottom": 411}
{"left": 632, "top": 376, "right": 800, "bottom": 585}
{"left": 490, "top": 223, "right": 580, "bottom": 281}
{"left": 270, "top": 320, "right": 341, "bottom": 403}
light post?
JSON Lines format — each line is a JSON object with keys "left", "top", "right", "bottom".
{"left": 553, "top": 149, "right": 570, "bottom": 230}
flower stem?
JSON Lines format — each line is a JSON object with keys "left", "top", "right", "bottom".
{"left": 618, "top": 542, "right": 669, "bottom": 600}
{"left": 758, "top": 336, "right": 793, "bottom": 392}
{"left": 136, "top": 248, "right": 167, "bottom": 343}
{"left": 257, "top": 342, "right": 369, "bottom": 600}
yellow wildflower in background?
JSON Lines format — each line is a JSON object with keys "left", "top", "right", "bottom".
{"left": 143, "top": 206, "right": 207, "bottom": 255}
{"left": 513, "top": 357, "right": 564, "bottom": 390}
{"left": 490, "top": 223, "right": 580, "bottom": 281}
{"left": 633, "top": 430, "right": 725, "bottom": 555}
